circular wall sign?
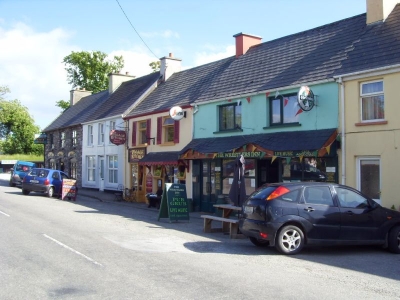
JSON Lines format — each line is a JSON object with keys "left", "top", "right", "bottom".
{"left": 297, "top": 86, "right": 315, "bottom": 111}
{"left": 169, "top": 106, "right": 185, "bottom": 121}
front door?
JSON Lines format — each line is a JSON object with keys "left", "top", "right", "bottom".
{"left": 99, "top": 157, "right": 105, "bottom": 190}
{"left": 200, "top": 160, "right": 216, "bottom": 212}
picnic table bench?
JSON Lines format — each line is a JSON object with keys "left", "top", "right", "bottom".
{"left": 201, "top": 204, "right": 244, "bottom": 239}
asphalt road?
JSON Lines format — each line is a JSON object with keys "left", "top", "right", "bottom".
{"left": 1, "top": 174, "right": 400, "bottom": 300}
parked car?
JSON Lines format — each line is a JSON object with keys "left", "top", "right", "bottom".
{"left": 9, "top": 160, "right": 37, "bottom": 187}
{"left": 239, "top": 182, "right": 400, "bottom": 255}
{"left": 21, "top": 168, "right": 72, "bottom": 198}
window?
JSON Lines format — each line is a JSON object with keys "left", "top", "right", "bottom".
{"left": 98, "top": 123, "right": 104, "bottom": 145}
{"left": 109, "top": 121, "right": 116, "bottom": 144}
{"left": 335, "top": 186, "right": 369, "bottom": 209}
{"left": 360, "top": 80, "right": 384, "bottom": 121}
{"left": 304, "top": 186, "right": 333, "bottom": 206}
{"left": 87, "top": 156, "right": 95, "bottom": 181}
{"left": 72, "top": 130, "right": 77, "bottom": 146}
{"left": 70, "top": 159, "right": 77, "bottom": 179}
{"left": 60, "top": 132, "right": 65, "bottom": 148}
{"left": 163, "top": 117, "right": 175, "bottom": 143}
{"left": 357, "top": 157, "right": 381, "bottom": 202}
{"left": 270, "top": 94, "right": 299, "bottom": 125}
{"left": 219, "top": 103, "right": 241, "bottom": 131}
{"left": 139, "top": 121, "right": 147, "bottom": 144}
{"left": 108, "top": 155, "right": 118, "bottom": 183}
{"left": 49, "top": 134, "right": 54, "bottom": 149}
{"left": 87, "top": 125, "right": 93, "bottom": 146}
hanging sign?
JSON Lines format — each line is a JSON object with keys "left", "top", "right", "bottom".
{"left": 169, "top": 106, "right": 185, "bottom": 121}
{"left": 110, "top": 130, "right": 126, "bottom": 145}
{"left": 297, "top": 86, "right": 315, "bottom": 111}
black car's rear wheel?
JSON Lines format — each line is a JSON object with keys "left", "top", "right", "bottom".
{"left": 22, "top": 189, "right": 30, "bottom": 195}
{"left": 249, "top": 237, "right": 269, "bottom": 247}
{"left": 388, "top": 226, "right": 400, "bottom": 254}
{"left": 276, "top": 225, "right": 304, "bottom": 255}
{"left": 47, "top": 187, "right": 54, "bottom": 198}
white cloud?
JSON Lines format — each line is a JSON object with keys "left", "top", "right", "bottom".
{"left": 0, "top": 22, "right": 78, "bottom": 130}
{"left": 193, "top": 45, "right": 235, "bottom": 66}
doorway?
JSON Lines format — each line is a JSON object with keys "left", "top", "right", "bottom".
{"left": 201, "top": 160, "right": 216, "bottom": 212}
{"left": 257, "top": 158, "right": 279, "bottom": 187}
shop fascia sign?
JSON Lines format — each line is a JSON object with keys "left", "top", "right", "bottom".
{"left": 297, "top": 86, "right": 315, "bottom": 111}
{"left": 109, "top": 129, "right": 126, "bottom": 145}
{"left": 215, "top": 151, "right": 265, "bottom": 158}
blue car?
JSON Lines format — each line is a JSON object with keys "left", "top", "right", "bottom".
{"left": 22, "top": 168, "right": 72, "bottom": 198}
{"left": 9, "top": 160, "right": 37, "bottom": 187}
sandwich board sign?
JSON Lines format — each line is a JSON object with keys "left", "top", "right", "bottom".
{"left": 158, "top": 183, "right": 190, "bottom": 222}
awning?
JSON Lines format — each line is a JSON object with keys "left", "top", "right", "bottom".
{"left": 180, "top": 128, "right": 338, "bottom": 159}
{"left": 138, "top": 151, "right": 181, "bottom": 166}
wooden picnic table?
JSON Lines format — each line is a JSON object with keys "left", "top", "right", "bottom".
{"left": 213, "top": 204, "right": 242, "bottom": 219}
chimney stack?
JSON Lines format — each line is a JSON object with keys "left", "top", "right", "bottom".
{"left": 233, "top": 33, "right": 262, "bottom": 58}
{"left": 366, "top": 0, "right": 399, "bottom": 24}
{"left": 70, "top": 88, "right": 92, "bottom": 106}
{"left": 160, "top": 53, "right": 182, "bottom": 82}
{"left": 108, "top": 72, "right": 136, "bottom": 94}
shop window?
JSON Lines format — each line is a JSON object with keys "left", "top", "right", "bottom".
{"left": 153, "top": 165, "right": 163, "bottom": 178}
{"left": 357, "top": 157, "right": 380, "bottom": 202}
{"left": 222, "top": 158, "right": 255, "bottom": 196}
{"left": 98, "top": 123, "right": 105, "bottom": 145}
{"left": 219, "top": 103, "right": 241, "bottom": 131}
{"left": 269, "top": 94, "right": 299, "bottom": 125}
{"left": 108, "top": 155, "right": 118, "bottom": 184}
{"left": 282, "top": 157, "right": 328, "bottom": 182}
{"left": 87, "top": 125, "right": 93, "bottom": 146}
{"left": 49, "top": 134, "right": 54, "bottom": 149}
{"left": 87, "top": 155, "right": 95, "bottom": 181}
{"left": 70, "top": 159, "right": 77, "bottom": 179}
{"left": 360, "top": 80, "right": 384, "bottom": 121}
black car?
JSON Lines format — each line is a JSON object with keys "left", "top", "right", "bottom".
{"left": 239, "top": 182, "right": 400, "bottom": 255}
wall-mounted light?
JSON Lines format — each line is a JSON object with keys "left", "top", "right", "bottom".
{"left": 193, "top": 104, "right": 199, "bottom": 114}
{"left": 145, "top": 137, "right": 155, "bottom": 146}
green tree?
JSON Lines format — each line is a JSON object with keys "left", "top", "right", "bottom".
{"left": 63, "top": 51, "right": 124, "bottom": 93}
{"left": 149, "top": 61, "right": 160, "bottom": 72}
{"left": 0, "top": 87, "right": 41, "bottom": 155}
{"left": 56, "top": 99, "right": 70, "bottom": 112}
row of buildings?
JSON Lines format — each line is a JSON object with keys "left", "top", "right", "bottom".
{"left": 40, "top": 0, "right": 400, "bottom": 211}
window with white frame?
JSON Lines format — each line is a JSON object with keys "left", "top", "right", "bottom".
{"left": 87, "top": 125, "right": 93, "bottom": 146}
{"left": 219, "top": 103, "right": 242, "bottom": 131}
{"left": 139, "top": 121, "right": 147, "bottom": 145}
{"left": 98, "top": 123, "right": 104, "bottom": 145}
{"left": 360, "top": 80, "right": 384, "bottom": 121}
{"left": 60, "top": 132, "right": 65, "bottom": 148}
{"left": 87, "top": 156, "right": 96, "bottom": 181}
{"left": 357, "top": 157, "right": 381, "bottom": 202}
{"left": 270, "top": 94, "right": 300, "bottom": 125}
{"left": 109, "top": 121, "right": 116, "bottom": 144}
{"left": 163, "top": 117, "right": 174, "bottom": 142}
{"left": 108, "top": 155, "right": 118, "bottom": 183}
{"left": 72, "top": 130, "right": 77, "bottom": 146}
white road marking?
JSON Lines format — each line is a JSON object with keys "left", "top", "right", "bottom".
{"left": 0, "top": 210, "right": 10, "bottom": 217}
{"left": 43, "top": 234, "right": 103, "bottom": 267}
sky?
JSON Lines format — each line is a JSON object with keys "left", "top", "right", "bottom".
{"left": 0, "top": 0, "right": 367, "bottom": 130}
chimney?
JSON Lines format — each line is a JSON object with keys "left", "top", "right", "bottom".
{"left": 366, "top": 0, "right": 399, "bottom": 24}
{"left": 160, "top": 52, "right": 182, "bottom": 82}
{"left": 70, "top": 88, "right": 92, "bottom": 106}
{"left": 233, "top": 33, "right": 262, "bottom": 58}
{"left": 109, "top": 72, "right": 136, "bottom": 94}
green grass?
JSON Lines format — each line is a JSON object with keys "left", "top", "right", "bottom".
{"left": 0, "top": 154, "right": 43, "bottom": 162}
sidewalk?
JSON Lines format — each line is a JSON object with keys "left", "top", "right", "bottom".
{"left": 77, "top": 187, "right": 205, "bottom": 220}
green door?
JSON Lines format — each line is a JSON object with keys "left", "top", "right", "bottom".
{"left": 201, "top": 160, "right": 216, "bottom": 212}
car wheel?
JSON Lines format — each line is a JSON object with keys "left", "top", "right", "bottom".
{"left": 47, "top": 187, "right": 54, "bottom": 198}
{"left": 388, "top": 226, "right": 400, "bottom": 254}
{"left": 276, "top": 225, "right": 304, "bottom": 255}
{"left": 249, "top": 237, "right": 269, "bottom": 247}
{"left": 9, "top": 180, "right": 15, "bottom": 187}
{"left": 22, "top": 189, "right": 30, "bottom": 195}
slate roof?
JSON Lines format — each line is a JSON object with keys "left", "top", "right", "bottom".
{"left": 337, "top": 4, "right": 400, "bottom": 75}
{"left": 138, "top": 151, "right": 181, "bottom": 165}
{"left": 192, "top": 15, "right": 367, "bottom": 103}
{"left": 87, "top": 72, "right": 161, "bottom": 122}
{"left": 125, "top": 57, "right": 235, "bottom": 118}
{"left": 180, "top": 128, "right": 337, "bottom": 154}
{"left": 43, "top": 90, "right": 109, "bottom": 132}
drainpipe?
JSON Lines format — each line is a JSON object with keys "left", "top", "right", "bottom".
{"left": 338, "top": 77, "right": 346, "bottom": 185}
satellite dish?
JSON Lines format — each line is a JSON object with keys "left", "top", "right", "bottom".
{"left": 169, "top": 106, "right": 185, "bottom": 121}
